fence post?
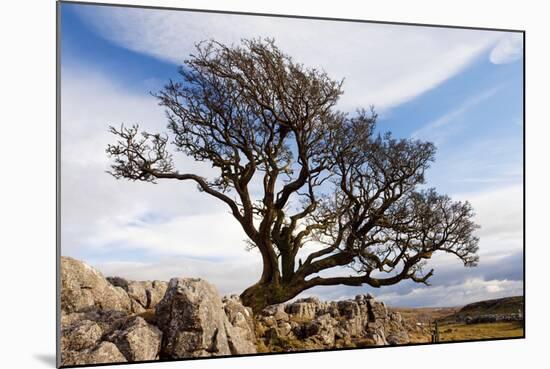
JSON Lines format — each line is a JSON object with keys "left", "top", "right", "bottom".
{"left": 432, "top": 320, "right": 440, "bottom": 343}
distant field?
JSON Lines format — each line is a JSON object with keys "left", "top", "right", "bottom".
{"left": 391, "top": 296, "right": 524, "bottom": 343}
{"left": 440, "top": 296, "right": 524, "bottom": 323}
{"left": 438, "top": 321, "right": 524, "bottom": 341}
{"left": 390, "top": 306, "right": 459, "bottom": 323}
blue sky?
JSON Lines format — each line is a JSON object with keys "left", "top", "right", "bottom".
{"left": 60, "top": 2, "right": 524, "bottom": 307}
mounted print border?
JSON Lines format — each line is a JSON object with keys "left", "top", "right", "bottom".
{"left": 56, "top": 1, "right": 525, "bottom": 367}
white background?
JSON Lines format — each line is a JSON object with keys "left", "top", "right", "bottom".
{"left": 0, "top": 0, "right": 546, "bottom": 368}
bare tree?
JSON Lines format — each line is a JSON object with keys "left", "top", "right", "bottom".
{"left": 106, "top": 38, "right": 479, "bottom": 312}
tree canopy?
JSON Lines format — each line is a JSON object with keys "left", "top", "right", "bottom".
{"left": 107, "top": 38, "right": 479, "bottom": 312}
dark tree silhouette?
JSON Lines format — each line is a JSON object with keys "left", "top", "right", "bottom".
{"left": 106, "top": 39, "right": 479, "bottom": 312}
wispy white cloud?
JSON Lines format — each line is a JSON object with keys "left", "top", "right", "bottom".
{"left": 75, "top": 6, "right": 507, "bottom": 110}
{"left": 490, "top": 33, "right": 523, "bottom": 64}
{"left": 424, "top": 133, "right": 523, "bottom": 199}
{"left": 411, "top": 85, "right": 502, "bottom": 144}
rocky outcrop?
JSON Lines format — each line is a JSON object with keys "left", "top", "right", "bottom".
{"left": 255, "top": 294, "right": 409, "bottom": 351}
{"left": 60, "top": 257, "right": 256, "bottom": 366}
{"left": 60, "top": 312, "right": 161, "bottom": 365}
{"left": 60, "top": 256, "right": 409, "bottom": 366}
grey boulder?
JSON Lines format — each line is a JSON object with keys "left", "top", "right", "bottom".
{"left": 61, "top": 257, "right": 131, "bottom": 313}
{"left": 105, "top": 316, "right": 163, "bottom": 361}
{"left": 155, "top": 278, "right": 232, "bottom": 358}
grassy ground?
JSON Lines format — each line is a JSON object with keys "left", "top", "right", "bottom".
{"left": 390, "top": 307, "right": 459, "bottom": 343}
{"left": 391, "top": 300, "right": 524, "bottom": 343}
{"left": 438, "top": 321, "right": 524, "bottom": 341}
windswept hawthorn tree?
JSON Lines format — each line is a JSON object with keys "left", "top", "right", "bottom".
{"left": 107, "top": 39, "right": 479, "bottom": 312}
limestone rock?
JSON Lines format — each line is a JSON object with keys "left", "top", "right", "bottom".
{"left": 318, "top": 301, "right": 340, "bottom": 317}
{"left": 368, "top": 300, "right": 388, "bottom": 321}
{"left": 60, "top": 258, "right": 256, "bottom": 364}
{"left": 389, "top": 311, "right": 402, "bottom": 324}
{"left": 386, "top": 332, "right": 409, "bottom": 345}
{"left": 60, "top": 256, "right": 413, "bottom": 363}
{"left": 259, "top": 315, "right": 277, "bottom": 328}
{"left": 224, "top": 319, "right": 257, "bottom": 355}
{"left": 365, "top": 319, "right": 389, "bottom": 346}
{"left": 337, "top": 300, "right": 360, "bottom": 319}
{"left": 61, "top": 257, "right": 131, "bottom": 313}
{"left": 63, "top": 342, "right": 127, "bottom": 366}
{"left": 60, "top": 310, "right": 161, "bottom": 365}
{"left": 286, "top": 298, "right": 319, "bottom": 319}
{"left": 155, "top": 278, "right": 231, "bottom": 358}
{"left": 257, "top": 293, "right": 409, "bottom": 350}
{"left": 310, "top": 314, "right": 337, "bottom": 346}
{"left": 338, "top": 315, "right": 366, "bottom": 337}
{"left": 61, "top": 320, "right": 103, "bottom": 352}
{"left": 262, "top": 303, "right": 289, "bottom": 321}
{"left": 147, "top": 281, "right": 169, "bottom": 308}
{"left": 107, "top": 277, "right": 168, "bottom": 312}
{"left": 105, "top": 316, "right": 162, "bottom": 361}
{"left": 223, "top": 296, "right": 255, "bottom": 336}
{"left": 222, "top": 295, "right": 257, "bottom": 355}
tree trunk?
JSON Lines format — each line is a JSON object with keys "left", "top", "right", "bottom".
{"left": 255, "top": 238, "right": 280, "bottom": 285}
{"left": 240, "top": 279, "right": 304, "bottom": 313}
{"left": 280, "top": 249, "right": 295, "bottom": 284}
{"left": 240, "top": 238, "right": 303, "bottom": 313}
